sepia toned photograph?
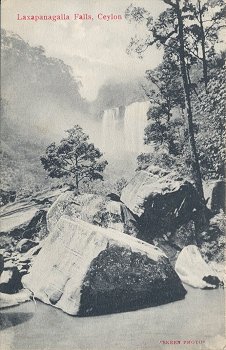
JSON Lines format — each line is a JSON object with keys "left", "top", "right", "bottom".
{"left": 0, "top": 0, "right": 225, "bottom": 349}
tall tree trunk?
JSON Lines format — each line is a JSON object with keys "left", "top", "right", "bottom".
{"left": 75, "top": 155, "right": 79, "bottom": 189}
{"left": 197, "top": 0, "right": 208, "bottom": 92}
{"left": 175, "top": 0, "right": 206, "bottom": 210}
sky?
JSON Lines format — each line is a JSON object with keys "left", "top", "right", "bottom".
{"left": 2, "top": 0, "right": 166, "bottom": 100}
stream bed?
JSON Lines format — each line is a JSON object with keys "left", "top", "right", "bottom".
{"left": 0, "top": 286, "right": 225, "bottom": 350}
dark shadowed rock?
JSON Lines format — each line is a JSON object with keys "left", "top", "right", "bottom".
{"left": 199, "top": 211, "right": 225, "bottom": 263}
{"left": 0, "top": 209, "right": 47, "bottom": 253}
{"left": 22, "top": 217, "right": 186, "bottom": 316}
{"left": 121, "top": 167, "right": 203, "bottom": 242}
{"left": 0, "top": 266, "right": 23, "bottom": 294}
{"left": 0, "top": 189, "right": 16, "bottom": 207}
{"left": 202, "top": 275, "right": 221, "bottom": 288}
{"left": 203, "top": 180, "right": 225, "bottom": 213}
{"left": 0, "top": 209, "right": 47, "bottom": 240}
{"left": 79, "top": 245, "right": 186, "bottom": 316}
{"left": 106, "top": 193, "right": 121, "bottom": 202}
{"left": 0, "top": 255, "right": 4, "bottom": 275}
{"left": 211, "top": 181, "right": 225, "bottom": 212}
{"left": 16, "top": 239, "right": 39, "bottom": 253}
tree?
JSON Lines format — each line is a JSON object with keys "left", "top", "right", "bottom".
{"left": 192, "top": 60, "right": 225, "bottom": 179}
{"left": 40, "top": 125, "right": 108, "bottom": 190}
{"left": 126, "top": 0, "right": 210, "bottom": 205}
{"left": 182, "top": 0, "right": 225, "bottom": 91}
{"left": 143, "top": 54, "right": 185, "bottom": 155}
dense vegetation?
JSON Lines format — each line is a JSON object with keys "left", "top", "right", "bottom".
{"left": 126, "top": 0, "right": 225, "bottom": 191}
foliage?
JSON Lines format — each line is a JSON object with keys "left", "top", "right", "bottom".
{"left": 114, "top": 177, "right": 128, "bottom": 196}
{"left": 1, "top": 29, "right": 87, "bottom": 114}
{"left": 137, "top": 148, "right": 190, "bottom": 178}
{"left": 192, "top": 64, "right": 225, "bottom": 179}
{"left": 41, "top": 125, "right": 108, "bottom": 189}
{"left": 1, "top": 30, "right": 89, "bottom": 197}
{"left": 126, "top": 1, "right": 225, "bottom": 184}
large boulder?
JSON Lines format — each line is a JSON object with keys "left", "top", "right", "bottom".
{"left": 203, "top": 180, "right": 225, "bottom": 212}
{"left": 16, "top": 239, "right": 39, "bottom": 253}
{"left": 175, "top": 245, "right": 222, "bottom": 289}
{"left": 0, "top": 289, "right": 32, "bottom": 309}
{"left": 0, "top": 207, "right": 40, "bottom": 235}
{"left": 22, "top": 217, "right": 186, "bottom": 316}
{"left": 0, "top": 266, "right": 23, "bottom": 294}
{"left": 121, "top": 166, "right": 202, "bottom": 242}
{"left": 0, "top": 209, "right": 47, "bottom": 252}
{"left": 199, "top": 211, "right": 225, "bottom": 263}
{"left": 0, "top": 209, "right": 47, "bottom": 272}
{"left": 47, "top": 192, "right": 139, "bottom": 236}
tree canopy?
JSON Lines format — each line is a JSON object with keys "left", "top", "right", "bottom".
{"left": 41, "top": 125, "right": 108, "bottom": 189}
{"left": 126, "top": 0, "right": 225, "bottom": 205}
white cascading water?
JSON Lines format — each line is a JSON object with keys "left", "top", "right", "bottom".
{"left": 101, "top": 101, "right": 149, "bottom": 156}
{"left": 124, "top": 101, "right": 149, "bottom": 153}
{"left": 101, "top": 108, "right": 122, "bottom": 154}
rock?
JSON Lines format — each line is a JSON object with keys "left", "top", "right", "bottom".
{"left": 22, "top": 209, "right": 47, "bottom": 239}
{"left": 31, "top": 186, "right": 69, "bottom": 206}
{"left": 199, "top": 211, "right": 225, "bottom": 263}
{"left": 22, "top": 243, "right": 42, "bottom": 258}
{"left": 4, "top": 260, "right": 15, "bottom": 269}
{"left": 0, "top": 289, "right": 32, "bottom": 309}
{"left": 170, "top": 221, "right": 196, "bottom": 249}
{"left": 47, "top": 192, "right": 139, "bottom": 236}
{"left": 106, "top": 193, "right": 121, "bottom": 202}
{"left": 22, "top": 217, "right": 186, "bottom": 316}
{"left": 0, "top": 207, "right": 40, "bottom": 234}
{"left": 175, "top": 245, "right": 223, "bottom": 289}
{"left": 16, "top": 239, "right": 39, "bottom": 253}
{"left": 0, "top": 255, "right": 4, "bottom": 275}
{"left": 152, "top": 238, "right": 180, "bottom": 267}
{"left": 0, "top": 266, "right": 23, "bottom": 293}
{"left": 3, "top": 252, "right": 10, "bottom": 258}
{"left": 0, "top": 211, "right": 47, "bottom": 273}
{"left": 19, "top": 269, "right": 29, "bottom": 277}
{"left": 121, "top": 167, "right": 203, "bottom": 242}
{"left": 0, "top": 209, "right": 47, "bottom": 254}
{"left": 208, "top": 261, "right": 225, "bottom": 283}
{"left": 0, "top": 189, "right": 16, "bottom": 207}
{"left": 203, "top": 180, "right": 225, "bottom": 212}
{"left": 46, "top": 191, "right": 77, "bottom": 232}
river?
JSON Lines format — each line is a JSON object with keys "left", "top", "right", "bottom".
{"left": 0, "top": 286, "right": 225, "bottom": 350}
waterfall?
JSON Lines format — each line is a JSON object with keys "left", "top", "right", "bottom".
{"left": 101, "top": 101, "right": 149, "bottom": 156}
{"left": 124, "top": 101, "right": 149, "bottom": 153}
{"left": 101, "top": 108, "right": 122, "bottom": 154}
